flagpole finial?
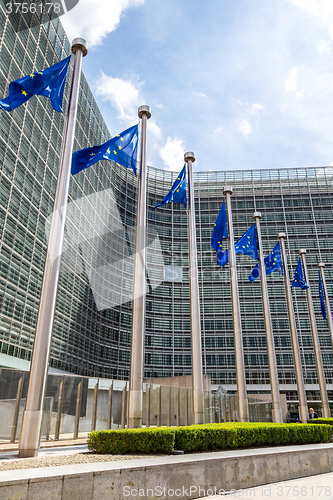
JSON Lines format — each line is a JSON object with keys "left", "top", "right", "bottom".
{"left": 223, "top": 186, "right": 233, "bottom": 195}
{"left": 253, "top": 211, "right": 261, "bottom": 220}
{"left": 138, "top": 105, "right": 151, "bottom": 119}
{"left": 299, "top": 249, "right": 306, "bottom": 255}
{"left": 318, "top": 262, "right": 325, "bottom": 268}
{"left": 184, "top": 152, "right": 195, "bottom": 163}
{"left": 278, "top": 232, "right": 286, "bottom": 239}
{"left": 71, "top": 38, "right": 88, "bottom": 57}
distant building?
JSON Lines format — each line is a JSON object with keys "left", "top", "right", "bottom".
{"left": 0, "top": 7, "right": 332, "bottom": 408}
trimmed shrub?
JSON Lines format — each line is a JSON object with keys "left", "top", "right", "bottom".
{"left": 174, "top": 422, "right": 333, "bottom": 453}
{"left": 88, "top": 422, "right": 333, "bottom": 454}
{"left": 310, "top": 418, "right": 333, "bottom": 426}
{"left": 88, "top": 427, "right": 175, "bottom": 454}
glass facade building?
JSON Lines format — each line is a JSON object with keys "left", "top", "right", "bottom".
{"left": 0, "top": 8, "right": 332, "bottom": 402}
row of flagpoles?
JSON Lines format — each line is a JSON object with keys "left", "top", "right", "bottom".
{"left": 210, "top": 194, "right": 332, "bottom": 423}
{"left": 1, "top": 36, "right": 332, "bottom": 455}
{"left": 0, "top": 39, "right": 147, "bottom": 456}
{"left": 0, "top": 37, "right": 206, "bottom": 454}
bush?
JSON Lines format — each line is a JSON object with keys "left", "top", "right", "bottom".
{"left": 88, "top": 427, "right": 175, "bottom": 454}
{"left": 88, "top": 422, "right": 333, "bottom": 454}
{"left": 310, "top": 418, "right": 333, "bottom": 426}
{"left": 174, "top": 422, "right": 333, "bottom": 453}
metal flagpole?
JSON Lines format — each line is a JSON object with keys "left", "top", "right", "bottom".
{"left": 253, "top": 213, "right": 282, "bottom": 422}
{"left": 128, "top": 105, "right": 151, "bottom": 428}
{"left": 278, "top": 234, "right": 308, "bottom": 423}
{"left": 223, "top": 187, "right": 249, "bottom": 422}
{"left": 19, "top": 38, "right": 88, "bottom": 458}
{"left": 185, "top": 152, "right": 204, "bottom": 425}
{"left": 319, "top": 263, "right": 333, "bottom": 354}
{"left": 299, "top": 250, "right": 330, "bottom": 418}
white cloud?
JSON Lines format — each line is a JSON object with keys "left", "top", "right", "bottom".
{"left": 318, "top": 40, "right": 331, "bottom": 54}
{"left": 193, "top": 91, "right": 209, "bottom": 100}
{"left": 238, "top": 119, "right": 252, "bottom": 137}
{"left": 159, "top": 137, "right": 185, "bottom": 171}
{"left": 61, "top": 0, "right": 144, "bottom": 47}
{"left": 285, "top": 66, "right": 303, "bottom": 97}
{"left": 94, "top": 73, "right": 162, "bottom": 148}
{"left": 287, "top": 0, "right": 333, "bottom": 19}
{"left": 236, "top": 102, "right": 264, "bottom": 137}
{"left": 94, "top": 73, "right": 142, "bottom": 124}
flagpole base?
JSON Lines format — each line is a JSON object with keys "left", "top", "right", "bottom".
{"left": 19, "top": 410, "right": 42, "bottom": 457}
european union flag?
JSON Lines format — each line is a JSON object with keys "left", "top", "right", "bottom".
{"left": 235, "top": 224, "right": 258, "bottom": 260}
{"left": 319, "top": 271, "right": 327, "bottom": 319}
{"left": 292, "top": 258, "right": 309, "bottom": 289}
{"left": 217, "top": 248, "right": 229, "bottom": 267}
{"left": 249, "top": 242, "right": 283, "bottom": 282}
{"left": 153, "top": 165, "right": 186, "bottom": 210}
{"left": 211, "top": 201, "right": 228, "bottom": 251}
{"left": 0, "top": 56, "right": 70, "bottom": 113}
{"left": 217, "top": 224, "right": 258, "bottom": 268}
{"left": 71, "top": 124, "right": 139, "bottom": 176}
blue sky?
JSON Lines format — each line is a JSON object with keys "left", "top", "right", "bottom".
{"left": 62, "top": 0, "right": 333, "bottom": 172}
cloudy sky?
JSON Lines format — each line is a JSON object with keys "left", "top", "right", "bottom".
{"left": 61, "top": 0, "right": 333, "bottom": 172}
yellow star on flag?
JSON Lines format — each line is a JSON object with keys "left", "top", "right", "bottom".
{"left": 22, "top": 90, "right": 28, "bottom": 96}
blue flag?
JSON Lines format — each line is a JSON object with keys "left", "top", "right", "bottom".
{"left": 153, "top": 165, "right": 186, "bottom": 209}
{"left": 217, "top": 224, "right": 258, "bottom": 268}
{"left": 292, "top": 258, "right": 309, "bottom": 289}
{"left": 249, "top": 241, "right": 283, "bottom": 282}
{"left": 217, "top": 247, "right": 229, "bottom": 267}
{"left": 235, "top": 224, "right": 258, "bottom": 260}
{"left": 211, "top": 201, "right": 228, "bottom": 251}
{"left": 319, "top": 271, "right": 327, "bottom": 319}
{"left": 0, "top": 56, "right": 70, "bottom": 113}
{"left": 71, "top": 124, "right": 139, "bottom": 176}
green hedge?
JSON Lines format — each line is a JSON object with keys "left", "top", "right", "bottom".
{"left": 88, "top": 422, "right": 333, "bottom": 454}
{"left": 174, "top": 422, "right": 333, "bottom": 452}
{"left": 88, "top": 427, "right": 175, "bottom": 454}
{"left": 309, "top": 418, "right": 333, "bottom": 426}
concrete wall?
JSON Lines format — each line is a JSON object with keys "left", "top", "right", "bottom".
{"left": 1, "top": 443, "right": 333, "bottom": 499}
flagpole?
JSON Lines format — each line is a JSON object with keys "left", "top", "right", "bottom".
{"left": 299, "top": 250, "right": 330, "bottom": 418}
{"left": 223, "top": 187, "right": 249, "bottom": 422}
{"left": 318, "top": 263, "right": 333, "bottom": 353}
{"left": 185, "top": 152, "right": 204, "bottom": 425}
{"left": 128, "top": 105, "right": 151, "bottom": 429}
{"left": 253, "top": 213, "right": 282, "bottom": 422}
{"left": 278, "top": 233, "right": 308, "bottom": 423}
{"left": 19, "top": 38, "right": 88, "bottom": 458}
